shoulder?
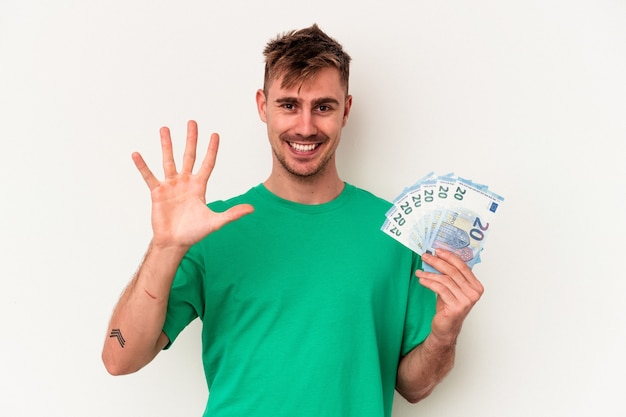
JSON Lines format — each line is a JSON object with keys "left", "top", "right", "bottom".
{"left": 345, "top": 183, "right": 393, "bottom": 211}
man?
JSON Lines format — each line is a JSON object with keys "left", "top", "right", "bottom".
{"left": 102, "top": 24, "right": 483, "bottom": 417}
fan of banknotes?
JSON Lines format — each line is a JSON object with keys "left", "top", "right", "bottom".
{"left": 381, "top": 172, "right": 504, "bottom": 271}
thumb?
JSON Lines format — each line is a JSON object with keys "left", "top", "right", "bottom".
{"left": 215, "top": 204, "right": 255, "bottom": 228}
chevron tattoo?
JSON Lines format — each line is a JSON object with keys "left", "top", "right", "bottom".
{"left": 109, "top": 329, "right": 126, "bottom": 348}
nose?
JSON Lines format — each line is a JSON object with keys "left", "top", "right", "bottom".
{"left": 293, "top": 110, "right": 318, "bottom": 138}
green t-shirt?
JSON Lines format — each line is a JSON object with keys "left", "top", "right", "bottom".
{"left": 163, "top": 183, "right": 435, "bottom": 417}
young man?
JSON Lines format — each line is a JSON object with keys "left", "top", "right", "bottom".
{"left": 102, "top": 24, "right": 483, "bottom": 417}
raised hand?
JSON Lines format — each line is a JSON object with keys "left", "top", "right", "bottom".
{"left": 132, "top": 120, "right": 254, "bottom": 250}
{"left": 415, "top": 249, "right": 484, "bottom": 346}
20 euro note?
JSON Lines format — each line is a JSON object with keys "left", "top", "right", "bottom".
{"left": 383, "top": 172, "right": 504, "bottom": 272}
{"left": 381, "top": 214, "right": 426, "bottom": 254}
{"left": 423, "top": 181, "right": 504, "bottom": 272}
{"left": 381, "top": 172, "right": 437, "bottom": 252}
{"left": 423, "top": 207, "right": 490, "bottom": 271}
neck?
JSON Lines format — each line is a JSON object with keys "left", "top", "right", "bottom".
{"left": 264, "top": 168, "right": 345, "bottom": 205}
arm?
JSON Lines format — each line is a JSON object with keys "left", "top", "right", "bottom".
{"left": 101, "top": 243, "right": 187, "bottom": 375}
{"left": 396, "top": 249, "right": 484, "bottom": 403}
{"left": 102, "top": 120, "right": 253, "bottom": 375}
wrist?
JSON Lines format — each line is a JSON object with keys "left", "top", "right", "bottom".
{"left": 149, "top": 238, "right": 192, "bottom": 256}
{"left": 133, "top": 241, "right": 189, "bottom": 302}
{"left": 424, "top": 331, "right": 458, "bottom": 353}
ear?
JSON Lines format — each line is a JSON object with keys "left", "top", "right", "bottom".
{"left": 256, "top": 89, "right": 268, "bottom": 123}
{"left": 342, "top": 94, "right": 353, "bottom": 127}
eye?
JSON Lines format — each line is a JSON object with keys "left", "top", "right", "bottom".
{"left": 282, "top": 103, "right": 295, "bottom": 110}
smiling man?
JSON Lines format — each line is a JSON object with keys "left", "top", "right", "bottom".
{"left": 102, "top": 24, "right": 483, "bottom": 417}
{"left": 258, "top": 65, "right": 351, "bottom": 203}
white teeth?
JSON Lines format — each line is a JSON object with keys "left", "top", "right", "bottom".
{"left": 289, "top": 142, "right": 318, "bottom": 152}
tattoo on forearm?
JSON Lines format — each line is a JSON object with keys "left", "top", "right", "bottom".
{"left": 109, "top": 329, "right": 126, "bottom": 348}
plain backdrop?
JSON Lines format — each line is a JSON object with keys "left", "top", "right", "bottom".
{"left": 1, "top": 1, "right": 625, "bottom": 416}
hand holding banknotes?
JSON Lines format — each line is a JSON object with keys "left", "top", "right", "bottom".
{"left": 386, "top": 172, "right": 503, "bottom": 343}
{"left": 396, "top": 247, "right": 484, "bottom": 402}
{"left": 417, "top": 249, "right": 484, "bottom": 345}
{"left": 395, "top": 173, "right": 500, "bottom": 401}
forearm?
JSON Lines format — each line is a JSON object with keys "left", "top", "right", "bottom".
{"left": 396, "top": 334, "right": 456, "bottom": 403}
{"left": 102, "top": 243, "right": 188, "bottom": 375}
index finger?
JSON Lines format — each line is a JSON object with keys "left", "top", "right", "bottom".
{"left": 160, "top": 126, "right": 177, "bottom": 178}
{"left": 196, "top": 132, "right": 220, "bottom": 182}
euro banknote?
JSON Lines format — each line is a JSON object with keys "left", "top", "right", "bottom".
{"left": 381, "top": 173, "right": 504, "bottom": 271}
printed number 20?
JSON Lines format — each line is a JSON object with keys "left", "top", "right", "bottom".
{"left": 393, "top": 213, "right": 406, "bottom": 226}
{"left": 470, "top": 217, "right": 489, "bottom": 241}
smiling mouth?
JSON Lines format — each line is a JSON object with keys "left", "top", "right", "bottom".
{"left": 288, "top": 142, "right": 320, "bottom": 152}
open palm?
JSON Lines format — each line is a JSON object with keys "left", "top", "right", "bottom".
{"left": 132, "top": 120, "right": 254, "bottom": 249}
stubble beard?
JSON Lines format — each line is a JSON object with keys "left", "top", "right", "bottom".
{"left": 274, "top": 132, "right": 333, "bottom": 180}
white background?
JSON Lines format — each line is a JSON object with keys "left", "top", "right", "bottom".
{"left": 1, "top": 1, "right": 625, "bottom": 416}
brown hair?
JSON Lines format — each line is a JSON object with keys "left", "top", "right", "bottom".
{"left": 262, "top": 24, "right": 351, "bottom": 95}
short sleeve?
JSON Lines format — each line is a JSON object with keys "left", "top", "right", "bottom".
{"left": 401, "top": 254, "right": 437, "bottom": 356}
{"left": 162, "top": 246, "right": 205, "bottom": 349}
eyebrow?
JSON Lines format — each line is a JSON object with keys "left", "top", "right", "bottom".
{"left": 275, "top": 97, "right": 341, "bottom": 106}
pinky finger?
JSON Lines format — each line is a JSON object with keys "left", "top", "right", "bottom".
{"left": 132, "top": 152, "right": 160, "bottom": 190}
